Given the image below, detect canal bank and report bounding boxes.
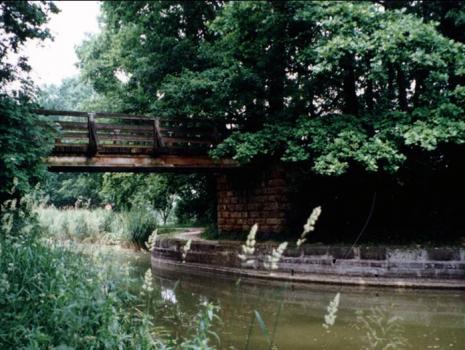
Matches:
[152,231,465,289]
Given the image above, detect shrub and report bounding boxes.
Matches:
[123,206,158,250]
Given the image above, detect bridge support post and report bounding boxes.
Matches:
[152,118,163,154]
[216,165,290,239]
[87,112,98,156]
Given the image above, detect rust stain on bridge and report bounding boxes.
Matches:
[37,109,238,172]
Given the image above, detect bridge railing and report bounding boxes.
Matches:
[35,110,225,156]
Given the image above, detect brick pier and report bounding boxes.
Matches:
[216,166,290,237]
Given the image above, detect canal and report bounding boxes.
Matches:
[91,245,465,349]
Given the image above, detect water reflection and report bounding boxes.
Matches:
[150,263,465,349]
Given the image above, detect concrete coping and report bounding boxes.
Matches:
[152,234,465,290]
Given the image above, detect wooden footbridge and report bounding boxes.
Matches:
[36,110,238,172]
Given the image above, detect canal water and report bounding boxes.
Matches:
[92,245,465,349]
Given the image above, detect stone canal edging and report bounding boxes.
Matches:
[152,234,465,289]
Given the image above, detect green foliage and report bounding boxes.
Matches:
[0,236,157,349]
[37,207,126,245]
[38,76,104,111]
[79,1,465,176]
[1,196,219,349]
[0,1,57,202]
[100,173,216,225]
[122,206,158,250]
[207,1,465,175]
[40,173,104,208]
[77,1,221,113]
[0,96,54,201]
[174,175,217,225]
[37,206,162,249]
[0,1,58,89]
[100,173,177,224]
[40,171,216,227]
[0,192,153,349]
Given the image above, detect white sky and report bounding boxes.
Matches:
[23,1,101,87]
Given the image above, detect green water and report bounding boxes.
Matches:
[93,246,465,349]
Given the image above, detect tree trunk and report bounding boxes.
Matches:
[365,55,374,113]
[413,70,427,107]
[387,62,395,108]
[267,1,287,119]
[342,54,358,115]
[396,64,408,111]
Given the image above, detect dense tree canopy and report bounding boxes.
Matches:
[79,1,465,177]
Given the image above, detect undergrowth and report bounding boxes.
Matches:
[0,193,219,349]
[36,206,157,249]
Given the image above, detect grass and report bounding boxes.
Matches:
[36,206,158,249]
[0,197,219,349]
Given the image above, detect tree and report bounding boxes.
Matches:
[155,1,465,176]
[0,1,58,201]
[38,77,100,111]
[75,1,465,241]
[77,1,222,114]
[99,173,213,225]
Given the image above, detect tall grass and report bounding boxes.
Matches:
[123,206,158,250]
[1,194,219,349]
[36,206,157,249]
[0,234,158,348]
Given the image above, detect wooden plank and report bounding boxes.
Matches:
[34,109,150,120]
[59,137,89,142]
[158,122,214,131]
[45,154,239,172]
[97,129,153,137]
[160,128,214,138]
[98,135,154,142]
[98,146,154,155]
[61,131,89,138]
[55,142,89,146]
[34,109,89,117]
[54,121,88,130]
[97,144,154,150]
[158,129,216,140]
[96,123,153,131]
[94,114,152,121]
[161,137,214,145]
[156,147,211,156]
[36,109,232,127]
[52,144,88,155]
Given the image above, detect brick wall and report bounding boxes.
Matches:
[216,166,290,237]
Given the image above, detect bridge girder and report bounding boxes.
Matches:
[46,155,238,173]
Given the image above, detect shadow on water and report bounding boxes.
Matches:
[85,244,465,349]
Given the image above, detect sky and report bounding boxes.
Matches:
[23,1,101,87]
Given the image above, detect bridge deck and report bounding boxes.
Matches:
[37,110,238,172]
[46,155,238,172]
